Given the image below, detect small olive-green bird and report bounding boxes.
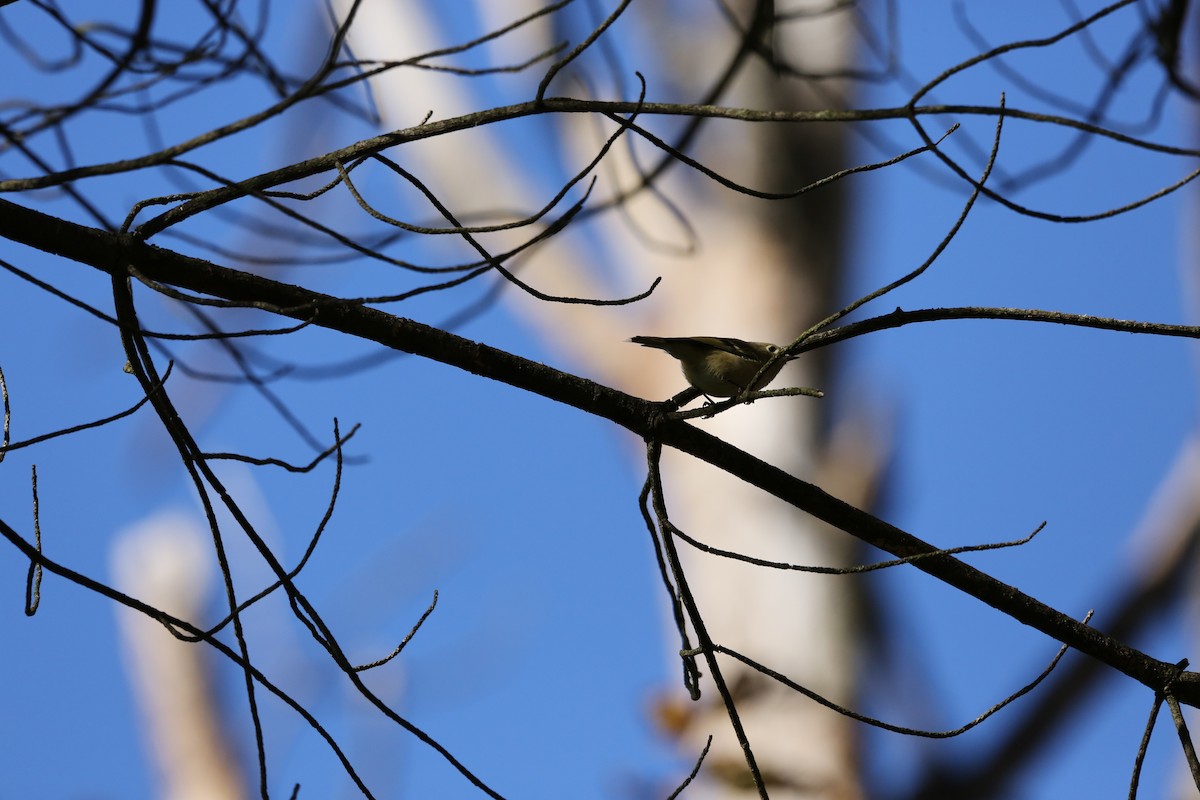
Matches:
[631,335,796,398]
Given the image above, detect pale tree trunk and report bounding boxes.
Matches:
[341,2,865,796]
[621,8,864,797]
[113,513,247,800]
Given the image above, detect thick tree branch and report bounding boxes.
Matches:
[3,195,1197,707]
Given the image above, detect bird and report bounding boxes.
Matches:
[630,335,796,399]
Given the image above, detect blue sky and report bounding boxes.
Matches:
[2,2,1198,799]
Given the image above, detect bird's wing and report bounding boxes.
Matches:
[701,337,761,360]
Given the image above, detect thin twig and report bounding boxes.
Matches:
[202,422,362,473]
[666,736,713,800]
[1128,692,1164,799]
[1166,665,1200,792]
[24,465,43,616]
[0,363,174,455]
[646,440,769,799]
[639,447,702,700]
[672,521,1048,575]
[354,590,439,672]
[717,615,1085,739]
[0,365,8,464]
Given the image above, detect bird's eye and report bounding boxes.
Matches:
[768,345,779,353]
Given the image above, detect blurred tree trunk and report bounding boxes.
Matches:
[114,515,247,800]
[341,2,864,795]
[621,7,864,798]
